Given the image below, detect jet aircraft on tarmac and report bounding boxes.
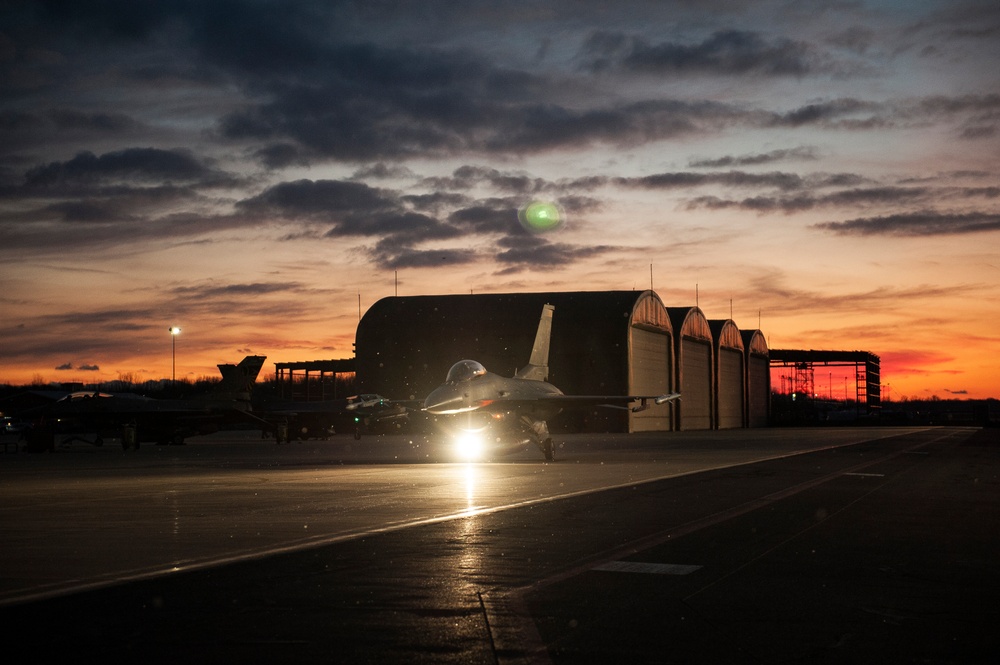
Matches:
[23,355,268,451]
[257,393,409,442]
[422,304,680,461]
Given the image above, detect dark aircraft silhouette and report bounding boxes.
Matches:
[24,356,267,451]
[422,304,680,461]
[257,393,408,442]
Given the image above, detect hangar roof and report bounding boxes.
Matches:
[709,319,743,351]
[741,329,769,358]
[666,306,712,342]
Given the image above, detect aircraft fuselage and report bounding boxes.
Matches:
[423,370,564,418]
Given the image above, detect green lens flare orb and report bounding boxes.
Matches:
[518,201,563,233]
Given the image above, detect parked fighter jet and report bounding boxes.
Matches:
[24,356,267,451]
[422,304,680,461]
[257,393,408,442]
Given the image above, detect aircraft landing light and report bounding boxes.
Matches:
[454,430,485,461]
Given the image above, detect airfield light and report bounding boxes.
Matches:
[169,326,181,383]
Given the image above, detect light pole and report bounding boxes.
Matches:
[169,326,181,383]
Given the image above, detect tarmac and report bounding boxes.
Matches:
[1,425,997,663]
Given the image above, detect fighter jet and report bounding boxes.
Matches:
[23,355,268,451]
[257,393,408,442]
[422,304,679,461]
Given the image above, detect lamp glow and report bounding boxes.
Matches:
[169,326,181,383]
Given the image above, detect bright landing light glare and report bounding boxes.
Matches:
[455,430,485,461]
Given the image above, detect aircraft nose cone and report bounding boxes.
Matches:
[423,385,465,414]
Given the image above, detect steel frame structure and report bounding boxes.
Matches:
[769,349,881,414]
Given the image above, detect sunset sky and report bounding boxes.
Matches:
[1,1,998,400]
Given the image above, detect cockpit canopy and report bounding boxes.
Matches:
[445,359,487,384]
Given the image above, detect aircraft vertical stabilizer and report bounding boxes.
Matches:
[514,304,553,381]
[216,355,267,394]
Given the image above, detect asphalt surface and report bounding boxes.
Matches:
[1,426,997,663]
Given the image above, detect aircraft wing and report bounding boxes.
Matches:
[535,392,681,412]
[464,393,681,414]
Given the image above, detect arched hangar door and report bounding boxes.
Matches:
[717,347,744,429]
[681,338,712,430]
[630,327,671,432]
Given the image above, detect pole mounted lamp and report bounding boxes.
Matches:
[169,326,181,383]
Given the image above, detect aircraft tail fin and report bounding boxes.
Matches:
[216,355,267,394]
[515,304,553,382]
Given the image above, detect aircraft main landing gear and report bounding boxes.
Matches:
[524,417,555,462]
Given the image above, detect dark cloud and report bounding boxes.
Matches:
[239,178,489,269]
[448,202,523,235]
[580,29,822,77]
[253,143,309,170]
[401,191,471,213]
[351,163,416,181]
[369,245,480,270]
[0,109,147,154]
[687,186,934,214]
[212,38,497,161]
[767,94,1000,132]
[960,125,996,139]
[237,179,395,221]
[689,147,819,168]
[29,0,181,42]
[219,81,735,161]
[418,167,611,198]
[494,235,616,273]
[769,98,885,128]
[24,148,226,187]
[331,210,460,243]
[420,166,547,194]
[170,282,304,300]
[48,109,137,133]
[815,211,1000,236]
[617,170,806,191]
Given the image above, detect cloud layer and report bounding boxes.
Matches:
[1,0,999,397]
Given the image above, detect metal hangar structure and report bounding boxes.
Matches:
[742,330,771,427]
[667,307,713,430]
[273,358,356,400]
[769,349,881,415]
[710,319,745,429]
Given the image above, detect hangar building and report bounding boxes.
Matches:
[710,319,745,429]
[667,307,714,430]
[742,329,771,427]
[355,290,768,432]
